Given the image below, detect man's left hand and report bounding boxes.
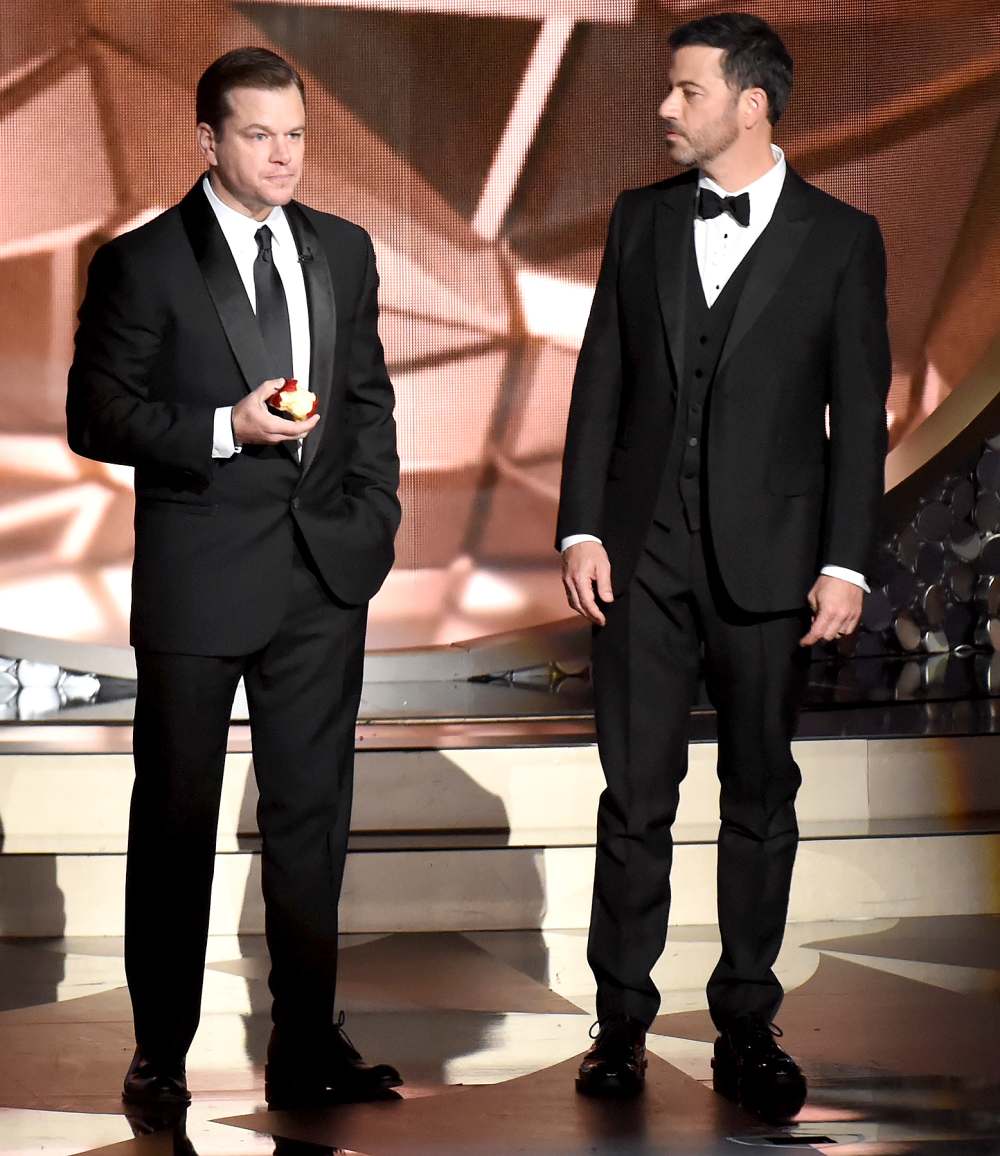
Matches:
[800,575,864,646]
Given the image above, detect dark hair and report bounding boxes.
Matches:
[668,13,792,125]
[196,47,305,133]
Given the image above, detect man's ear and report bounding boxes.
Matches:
[196,122,217,165]
[743,86,769,129]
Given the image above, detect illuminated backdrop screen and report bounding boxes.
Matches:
[2,1,999,650]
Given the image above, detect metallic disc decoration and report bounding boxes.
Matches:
[894,609,923,652]
[946,561,975,602]
[923,653,951,685]
[950,521,982,562]
[944,602,976,648]
[978,574,1000,616]
[869,548,898,588]
[887,568,918,607]
[921,583,948,628]
[947,477,975,522]
[922,628,950,654]
[896,525,921,571]
[915,542,945,584]
[980,533,1000,574]
[861,589,893,632]
[914,500,952,542]
[974,492,1000,534]
[975,450,1000,492]
[976,651,1000,692]
[895,660,923,697]
[975,619,1000,649]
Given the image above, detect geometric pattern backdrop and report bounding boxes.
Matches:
[2,1,999,649]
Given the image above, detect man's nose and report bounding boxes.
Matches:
[271,137,291,163]
[658,92,679,120]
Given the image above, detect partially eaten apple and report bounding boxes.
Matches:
[268,378,318,421]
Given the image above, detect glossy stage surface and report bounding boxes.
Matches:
[0,917,997,1154]
[6,651,1000,749]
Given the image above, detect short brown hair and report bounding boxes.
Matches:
[196,47,305,134]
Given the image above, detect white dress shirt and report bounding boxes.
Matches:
[695,143,786,306]
[202,175,311,459]
[562,145,868,593]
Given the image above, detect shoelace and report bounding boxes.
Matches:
[588,1017,639,1045]
[736,1019,787,1058]
[335,1009,362,1059]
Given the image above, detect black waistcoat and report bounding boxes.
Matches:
[653,227,759,533]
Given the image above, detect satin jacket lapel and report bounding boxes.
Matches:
[178,183,274,399]
[284,201,337,478]
[654,176,698,389]
[179,183,298,465]
[717,168,815,376]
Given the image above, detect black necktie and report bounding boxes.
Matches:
[253,225,293,381]
[697,187,751,228]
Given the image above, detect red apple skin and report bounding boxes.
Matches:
[267,378,318,421]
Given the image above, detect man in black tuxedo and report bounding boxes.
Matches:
[67,48,401,1110]
[559,14,889,1120]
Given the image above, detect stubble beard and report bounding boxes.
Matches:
[666,107,740,170]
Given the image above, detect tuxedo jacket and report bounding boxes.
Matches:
[67,182,400,655]
[556,167,891,614]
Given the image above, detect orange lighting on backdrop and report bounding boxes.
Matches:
[1,1,998,649]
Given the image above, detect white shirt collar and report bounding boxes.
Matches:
[698,144,786,226]
[202,174,290,249]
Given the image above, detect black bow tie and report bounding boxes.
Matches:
[697,187,751,228]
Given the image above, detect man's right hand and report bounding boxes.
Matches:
[562,541,614,626]
[232,379,320,445]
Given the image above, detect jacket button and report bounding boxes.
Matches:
[291,497,301,511]
[688,436,698,447]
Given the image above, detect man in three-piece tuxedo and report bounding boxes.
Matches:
[66,48,401,1109]
[559,14,890,1120]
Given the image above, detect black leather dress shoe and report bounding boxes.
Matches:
[265,1013,403,1109]
[122,1048,191,1107]
[575,1017,647,1097]
[124,1102,195,1152]
[712,1017,807,1122]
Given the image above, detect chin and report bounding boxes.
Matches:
[260,181,299,205]
[667,144,697,168]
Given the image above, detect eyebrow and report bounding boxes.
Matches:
[241,123,306,132]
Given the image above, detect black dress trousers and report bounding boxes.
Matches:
[126,533,366,1061]
[587,518,810,1031]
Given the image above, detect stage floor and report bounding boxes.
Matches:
[0,917,997,1154]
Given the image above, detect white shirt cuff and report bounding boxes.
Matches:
[821,565,870,593]
[561,534,603,552]
[213,406,241,458]
[559,542,868,594]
